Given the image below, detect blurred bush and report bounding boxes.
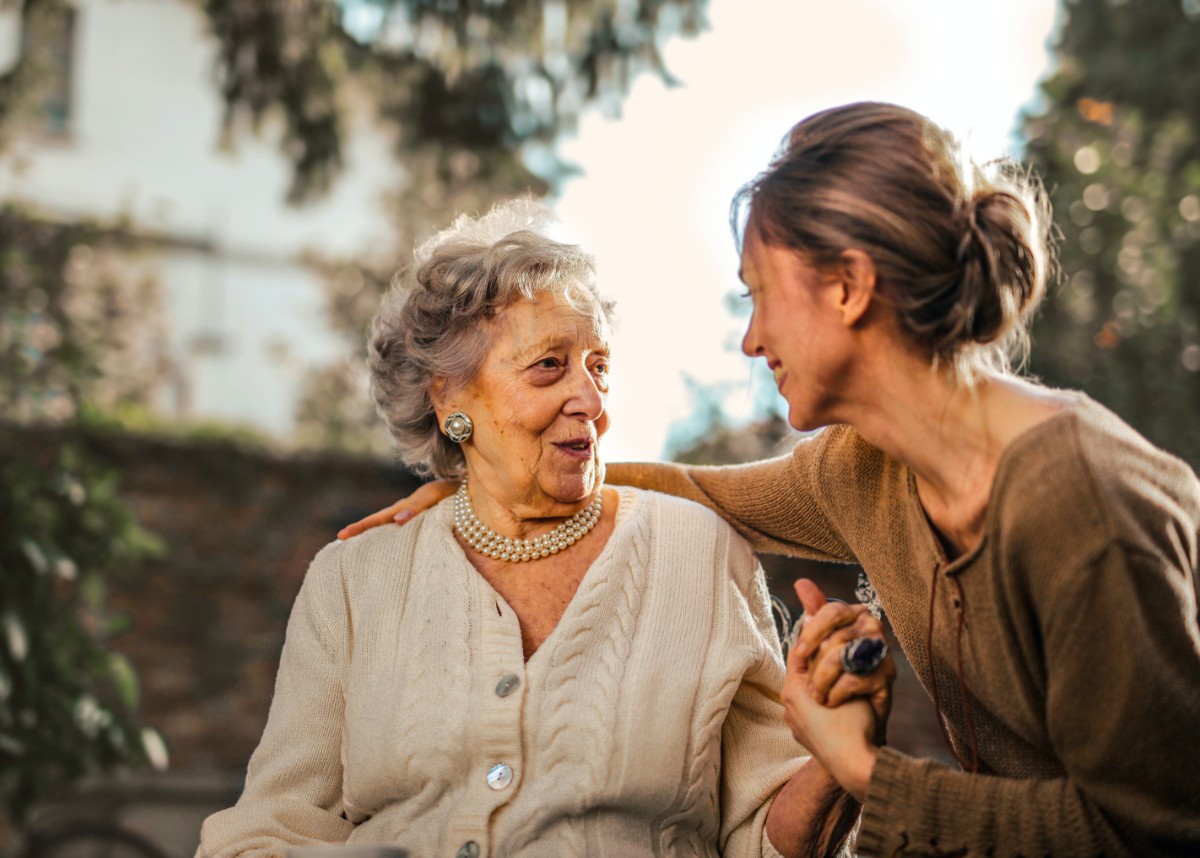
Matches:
[0,432,166,826]
[1023,0,1200,471]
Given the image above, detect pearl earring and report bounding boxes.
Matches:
[443,411,473,443]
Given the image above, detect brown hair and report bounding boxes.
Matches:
[732,102,1053,381]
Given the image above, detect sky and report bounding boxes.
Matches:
[550,0,1059,462]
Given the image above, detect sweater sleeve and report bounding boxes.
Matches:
[857,540,1200,857]
[716,534,854,858]
[198,543,355,858]
[607,433,855,562]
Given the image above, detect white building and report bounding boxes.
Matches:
[0,0,402,438]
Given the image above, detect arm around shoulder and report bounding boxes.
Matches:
[607,431,855,562]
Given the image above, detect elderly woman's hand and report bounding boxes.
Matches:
[337,480,458,540]
[791,578,895,729]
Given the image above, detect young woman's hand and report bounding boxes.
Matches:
[791,578,895,729]
[337,480,459,540]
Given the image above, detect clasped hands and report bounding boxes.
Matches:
[781,578,896,803]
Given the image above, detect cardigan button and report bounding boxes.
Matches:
[495,674,520,697]
[486,763,513,790]
[455,841,480,858]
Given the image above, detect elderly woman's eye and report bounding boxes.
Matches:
[536,358,560,369]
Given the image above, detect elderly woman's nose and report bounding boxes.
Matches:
[564,366,606,417]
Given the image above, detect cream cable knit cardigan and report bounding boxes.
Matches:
[198,487,814,858]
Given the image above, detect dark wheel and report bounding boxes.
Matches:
[25,821,171,858]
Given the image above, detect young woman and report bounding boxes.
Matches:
[343,104,1200,857]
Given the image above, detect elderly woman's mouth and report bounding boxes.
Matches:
[553,439,596,459]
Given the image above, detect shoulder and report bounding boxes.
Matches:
[806,423,904,489]
[618,484,743,536]
[615,485,758,568]
[796,424,909,532]
[995,395,1200,566]
[309,500,458,597]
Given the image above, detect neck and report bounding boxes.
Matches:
[828,350,1071,555]
[455,480,603,562]
[463,473,600,541]
[850,365,1000,503]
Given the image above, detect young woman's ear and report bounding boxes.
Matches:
[836,249,878,327]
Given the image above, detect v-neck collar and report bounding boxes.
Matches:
[902,393,1086,576]
[434,485,636,666]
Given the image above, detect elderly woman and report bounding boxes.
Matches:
[197,201,880,858]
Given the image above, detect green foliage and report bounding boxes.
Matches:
[0,202,167,832]
[202,0,709,201]
[0,431,166,825]
[1022,0,1200,471]
[273,0,709,452]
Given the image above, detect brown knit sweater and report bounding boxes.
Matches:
[612,395,1200,857]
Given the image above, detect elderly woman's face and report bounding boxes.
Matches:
[451,288,610,512]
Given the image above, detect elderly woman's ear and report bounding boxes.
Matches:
[430,379,456,429]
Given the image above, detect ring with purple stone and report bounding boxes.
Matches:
[840,637,888,677]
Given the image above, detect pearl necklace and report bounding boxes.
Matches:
[453,481,602,562]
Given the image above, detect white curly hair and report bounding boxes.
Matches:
[368,199,616,479]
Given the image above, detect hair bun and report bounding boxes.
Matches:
[952,184,1048,350]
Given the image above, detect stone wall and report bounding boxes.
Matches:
[61,428,424,774]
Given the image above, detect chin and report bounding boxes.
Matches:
[546,463,602,505]
[786,403,825,434]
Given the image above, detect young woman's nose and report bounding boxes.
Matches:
[742,316,764,358]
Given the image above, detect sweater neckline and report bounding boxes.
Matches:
[433,485,641,665]
[902,391,1089,576]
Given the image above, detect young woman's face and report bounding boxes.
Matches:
[447,289,611,516]
[739,232,852,431]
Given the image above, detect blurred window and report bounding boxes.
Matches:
[28,4,76,137]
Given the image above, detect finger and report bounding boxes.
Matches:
[807,618,888,699]
[794,600,864,664]
[808,638,858,702]
[790,578,828,665]
[338,503,406,540]
[337,481,459,540]
[787,632,808,676]
[793,578,827,618]
[825,667,891,708]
